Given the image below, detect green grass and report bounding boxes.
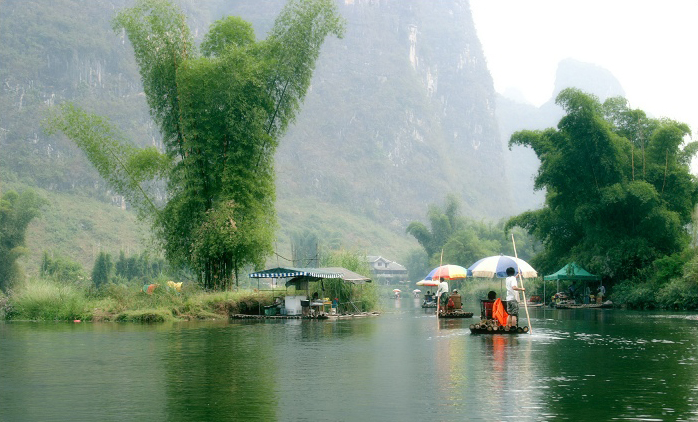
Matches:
[7,279,91,321]
[3,278,280,322]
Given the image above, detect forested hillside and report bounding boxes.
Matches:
[1,0,516,273]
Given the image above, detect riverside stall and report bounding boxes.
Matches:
[248,266,373,318]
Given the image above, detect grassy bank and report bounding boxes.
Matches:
[1,277,380,322]
[2,279,276,322]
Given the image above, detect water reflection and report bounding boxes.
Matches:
[163,322,278,420]
[1,305,697,420]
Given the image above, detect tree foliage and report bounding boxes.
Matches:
[91,251,113,288]
[406,195,539,269]
[319,249,377,312]
[0,190,46,292]
[291,229,320,267]
[114,250,167,282]
[48,0,344,290]
[40,251,86,284]
[507,88,698,281]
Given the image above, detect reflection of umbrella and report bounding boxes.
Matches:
[424,264,468,280]
[416,279,439,287]
[467,255,537,278]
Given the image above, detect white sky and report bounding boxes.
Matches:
[470,1,698,137]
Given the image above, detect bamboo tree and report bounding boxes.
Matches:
[48,0,344,290]
[507,88,698,280]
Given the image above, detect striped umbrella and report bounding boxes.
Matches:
[424,264,468,281]
[467,255,537,278]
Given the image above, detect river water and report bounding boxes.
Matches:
[1,298,697,421]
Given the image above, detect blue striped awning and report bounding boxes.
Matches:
[248,267,344,279]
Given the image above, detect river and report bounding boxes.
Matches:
[1,298,697,421]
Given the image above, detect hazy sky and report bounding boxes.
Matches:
[470,1,698,136]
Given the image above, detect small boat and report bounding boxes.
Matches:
[556,301,613,309]
[421,296,437,308]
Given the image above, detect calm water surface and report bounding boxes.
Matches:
[1,298,697,421]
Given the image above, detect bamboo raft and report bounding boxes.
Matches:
[438,310,473,318]
[469,319,529,334]
[230,312,380,320]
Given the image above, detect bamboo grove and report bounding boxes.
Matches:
[48,0,345,289]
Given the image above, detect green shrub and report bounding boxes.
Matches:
[40,251,87,284]
[656,278,698,310]
[612,280,658,309]
[115,309,171,322]
[9,278,90,320]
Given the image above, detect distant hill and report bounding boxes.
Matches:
[0,1,627,275]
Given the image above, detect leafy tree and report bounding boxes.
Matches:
[406,195,539,269]
[507,88,698,281]
[319,249,377,312]
[406,194,463,261]
[40,251,86,284]
[91,251,113,288]
[291,229,319,267]
[402,248,430,282]
[114,250,167,282]
[0,190,46,292]
[48,0,345,290]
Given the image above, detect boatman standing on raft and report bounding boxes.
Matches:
[435,277,449,314]
[505,267,525,327]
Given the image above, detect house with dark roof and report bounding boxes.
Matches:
[366,256,408,284]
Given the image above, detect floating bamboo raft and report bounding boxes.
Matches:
[438,311,473,318]
[230,312,380,320]
[469,320,529,334]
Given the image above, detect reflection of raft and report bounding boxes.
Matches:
[438,310,473,318]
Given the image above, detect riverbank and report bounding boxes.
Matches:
[0,278,320,322]
[1,276,381,322]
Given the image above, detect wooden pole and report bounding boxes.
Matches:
[511,234,532,333]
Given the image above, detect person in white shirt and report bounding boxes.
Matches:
[435,277,449,314]
[505,267,525,327]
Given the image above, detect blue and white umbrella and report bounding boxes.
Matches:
[467,255,537,278]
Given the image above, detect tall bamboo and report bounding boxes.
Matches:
[511,234,532,333]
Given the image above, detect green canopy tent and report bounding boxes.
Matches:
[544,263,601,303]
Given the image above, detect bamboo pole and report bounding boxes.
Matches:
[511,234,532,333]
[436,249,443,319]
